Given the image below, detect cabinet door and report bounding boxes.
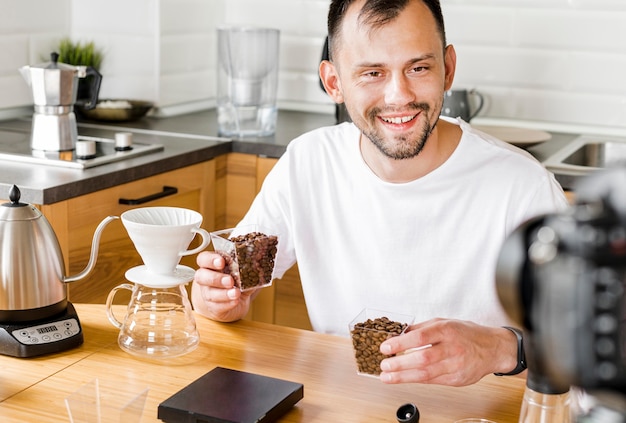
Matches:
[223,153,311,330]
[256,157,311,330]
[41,161,215,305]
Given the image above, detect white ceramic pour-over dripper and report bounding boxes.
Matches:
[121,207,210,278]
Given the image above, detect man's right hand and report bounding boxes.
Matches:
[191,251,254,322]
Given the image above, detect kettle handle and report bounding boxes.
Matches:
[64,215,119,283]
[75,66,102,111]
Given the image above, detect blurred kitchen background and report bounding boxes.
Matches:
[1,0,625,136]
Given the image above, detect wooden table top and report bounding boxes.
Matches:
[0,303,526,422]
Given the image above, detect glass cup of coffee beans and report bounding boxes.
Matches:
[210,225,279,292]
[349,308,415,377]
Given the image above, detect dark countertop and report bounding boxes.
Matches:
[0,108,582,205]
[0,110,335,204]
[89,108,335,159]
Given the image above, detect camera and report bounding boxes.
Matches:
[496,165,626,419]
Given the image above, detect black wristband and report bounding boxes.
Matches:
[494,326,527,376]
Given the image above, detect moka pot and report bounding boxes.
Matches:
[19,52,102,152]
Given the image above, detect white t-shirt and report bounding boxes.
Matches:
[239,119,569,336]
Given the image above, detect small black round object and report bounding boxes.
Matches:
[77,154,97,160]
[5,185,27,207]
[396,403,419,423]
[9,185,21,203]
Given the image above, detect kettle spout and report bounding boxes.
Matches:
[19,65,31,86]
[64,215,120,283]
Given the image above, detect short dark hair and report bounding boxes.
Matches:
[327,0,446,60]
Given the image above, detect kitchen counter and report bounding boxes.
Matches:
[84,108,335,159]
[83,109,585,189]
[0,303,526,422]
[0,110,335,204]
[0,109,586,205]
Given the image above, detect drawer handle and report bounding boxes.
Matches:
[119,186,178,205]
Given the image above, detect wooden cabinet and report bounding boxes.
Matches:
[40,161,216,305]
[4,154,310,329]
[222,153,311,330]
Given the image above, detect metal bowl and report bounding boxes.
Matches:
[76,99,154,122]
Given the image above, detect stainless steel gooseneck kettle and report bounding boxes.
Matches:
[0,185,117,322]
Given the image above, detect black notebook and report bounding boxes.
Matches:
[158,367,304,423]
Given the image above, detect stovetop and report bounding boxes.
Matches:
[0,126,163,169]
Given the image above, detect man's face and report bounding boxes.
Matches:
[329,0,455,160]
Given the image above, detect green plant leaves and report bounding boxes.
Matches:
[57,38,103,71]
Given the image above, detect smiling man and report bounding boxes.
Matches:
[320,0,459,183]
[192,0,569,387]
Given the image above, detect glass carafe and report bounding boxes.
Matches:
[518,369,572,423]
[106,282,199,359]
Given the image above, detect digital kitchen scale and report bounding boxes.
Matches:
[0,302,83,358]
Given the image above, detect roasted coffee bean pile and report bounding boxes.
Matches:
[222,231,278,290]
[351,316,408,375]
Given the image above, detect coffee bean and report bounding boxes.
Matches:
[219,231,278,291]
[351,317,407,376]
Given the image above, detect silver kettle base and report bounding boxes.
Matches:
[0,302,83,358]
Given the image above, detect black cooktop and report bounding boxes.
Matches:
[0,126,163,169]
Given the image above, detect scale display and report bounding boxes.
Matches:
[0,303,84,358]
[11,318,80,345]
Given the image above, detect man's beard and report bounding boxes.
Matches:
[361,102,438,160]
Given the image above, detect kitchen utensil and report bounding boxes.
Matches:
[105,282,199,359]
[442,89,484,122]
[0,185,117,357]
[65,378,149,423]
[120,206,210,276]
[349,308,414,377]
[209,225,278,292]
[158,368,304,423]
[19,52,102,151]
[76,99,154,122]
[217,26,280,137]
[105,206,208,358]
[518,383,572,423]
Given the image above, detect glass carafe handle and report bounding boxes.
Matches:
[105,283,134,329]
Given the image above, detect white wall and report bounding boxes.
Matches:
[1,0,625,134]
[0,0,71,110]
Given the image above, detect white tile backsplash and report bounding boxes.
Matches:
[0,36,30,76]
[0,0,625,134]
[160,0,219,34]
[0,0,70,33]
[72,0,158,36]
[160,34,214,74]
[223,0,327,36]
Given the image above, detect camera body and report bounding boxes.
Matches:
[496,166,626,403]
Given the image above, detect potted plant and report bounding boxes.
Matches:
[56,38,103,71]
